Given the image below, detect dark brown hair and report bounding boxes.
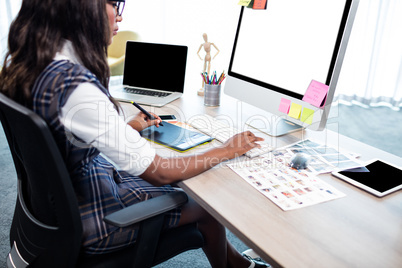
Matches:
[0,0,119,110]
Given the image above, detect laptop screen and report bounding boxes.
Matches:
[123,41,188,93]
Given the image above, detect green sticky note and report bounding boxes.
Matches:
[247,0,255,8]
[288,103,302,119]
[301,108,314,125]
[238,0,252,6]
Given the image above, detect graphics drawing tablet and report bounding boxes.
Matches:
[332,159,402,197]
[140,122,213,152]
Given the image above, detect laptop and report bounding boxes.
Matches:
[109,41,188,107]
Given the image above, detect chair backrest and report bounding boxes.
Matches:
[107,30,140,58]
[0,93,82,267]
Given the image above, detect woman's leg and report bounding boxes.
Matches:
[177,196,251,268]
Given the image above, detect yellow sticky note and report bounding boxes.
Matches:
[288,103,302,119]
[238,0,252,6]
[301,108,314,125]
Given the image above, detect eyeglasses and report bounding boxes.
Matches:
[109,1,125,17]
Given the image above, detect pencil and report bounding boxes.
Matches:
[217,71,224,84]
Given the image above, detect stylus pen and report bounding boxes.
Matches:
[131,101,164,126]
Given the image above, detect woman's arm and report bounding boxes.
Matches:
[140,131,264,186]
[60,83,157,176]
[60,82,264,183]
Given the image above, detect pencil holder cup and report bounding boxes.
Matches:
[204,84,221,106]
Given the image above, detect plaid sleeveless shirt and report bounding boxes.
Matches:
[31,60,180,251]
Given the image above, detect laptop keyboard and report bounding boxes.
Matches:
[124,87,171,97]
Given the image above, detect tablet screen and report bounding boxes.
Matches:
[140,122,213,152]
[338,160,402,193]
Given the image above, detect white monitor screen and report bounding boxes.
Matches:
[230,0,350,98]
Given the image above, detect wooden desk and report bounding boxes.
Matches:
[121,92,402,268]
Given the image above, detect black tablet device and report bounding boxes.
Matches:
[332,159,402,197]
[140,122,213,152]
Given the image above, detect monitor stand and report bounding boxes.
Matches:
[246,116,304,137]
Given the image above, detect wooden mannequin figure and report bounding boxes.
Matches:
[197,33,220,95]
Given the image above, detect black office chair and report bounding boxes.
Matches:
[0,92,204,268]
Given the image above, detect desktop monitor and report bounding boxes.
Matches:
[225,0,359,136]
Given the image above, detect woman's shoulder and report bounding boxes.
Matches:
[33,60,107,105]
[37,60,105,93]
[45,60,99,83]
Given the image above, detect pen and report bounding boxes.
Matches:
[218,75,226,85]
[131,101,164,126]
[217,71,224,84]
[201,73,208,84]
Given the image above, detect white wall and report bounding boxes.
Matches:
[1,0,241,93]
[119,0,401,104]
[119,0,241,93]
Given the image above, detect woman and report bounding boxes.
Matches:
[0,0,268,267]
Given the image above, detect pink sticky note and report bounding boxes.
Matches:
[302,80,329,108]
[279,98,291,114]
[253,0,267,9]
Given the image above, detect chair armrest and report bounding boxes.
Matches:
[104,191,188,228]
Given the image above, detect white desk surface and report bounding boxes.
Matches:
[121,91,402,268]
